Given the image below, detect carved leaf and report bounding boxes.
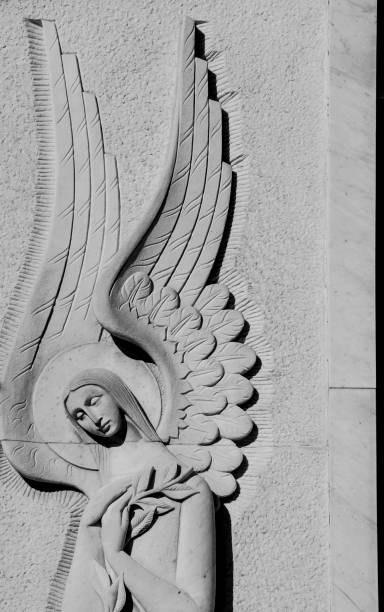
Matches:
[91,560,127,612]
[154,501,175,515]
[204,309,244,343]
[130,506,156,540]
[212,404,253,440]
[213,342,257,374]
[165,482,193,491]
[162,487,198,502]
[134,498,174,515]
[135,466,155,494]
[194,284,229,315]
[127,464,200,541]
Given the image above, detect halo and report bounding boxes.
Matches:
[32,343,162,470]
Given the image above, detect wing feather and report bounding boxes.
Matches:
[101,154,121,268]
[41,53,91,349]
[127,17,196,273]
[92,19,259,498]
[169,100,222,292]
[120,28,233,305]
[210,439,243,472]
[73,93,106,320]
[7,21,75,376]
[0,20,118,491]
[151,57,209,285]
[180,162,232,304]
[1,18,260,498]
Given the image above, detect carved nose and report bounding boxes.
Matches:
[94,416,103,428]
[87,411,102,427]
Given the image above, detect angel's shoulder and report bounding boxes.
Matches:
[178,473,214,538]
[185,473,212,502]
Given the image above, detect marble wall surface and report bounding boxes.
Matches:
[0,0,350,610]
[328,0,377,609]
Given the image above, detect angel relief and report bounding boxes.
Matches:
[0,16,271,612]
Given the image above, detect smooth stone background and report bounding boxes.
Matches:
[329,390,377,611]
[0,1,329,610]
[328,0,377,609]
[329,0,376,388]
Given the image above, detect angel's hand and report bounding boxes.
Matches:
[82,477,133,527]
[101,489,132,561]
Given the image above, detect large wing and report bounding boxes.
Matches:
[95,19,272,498]
[99,18,231,302]
[0,19,120,492]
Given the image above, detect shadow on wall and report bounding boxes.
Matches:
[215,505,233,612]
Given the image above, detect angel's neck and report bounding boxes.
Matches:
[97,438,172,483]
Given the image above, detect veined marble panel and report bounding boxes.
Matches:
[328,1,376,609]
[329,0,376,388]
[329,389,377,611]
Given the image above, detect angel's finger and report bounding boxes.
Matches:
[121,506,130,531]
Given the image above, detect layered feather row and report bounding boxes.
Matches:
[118,271,256,497]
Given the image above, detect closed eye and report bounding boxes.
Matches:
[89,395,101,406]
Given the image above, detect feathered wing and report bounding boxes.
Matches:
[0,17,273,501]
[0,19,121,493]
[95,18,273,498]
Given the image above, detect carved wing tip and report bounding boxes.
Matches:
[24,17,56,31]
[26,17,56,25]
[0,17,61,377]
[183,15,196,27]
[25,18,59,44]
[24,17,42,27]
[195,56,208,70]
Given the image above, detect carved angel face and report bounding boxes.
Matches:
[65,384,123,438]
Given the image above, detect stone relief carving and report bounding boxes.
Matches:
[0,17,274,611]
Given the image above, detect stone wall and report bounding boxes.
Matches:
[0,1,329,610]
